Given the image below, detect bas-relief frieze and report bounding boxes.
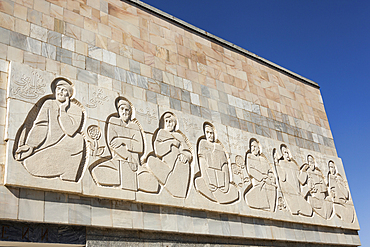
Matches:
[4,63,357,227]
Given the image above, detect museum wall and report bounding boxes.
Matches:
[0,0,360,245]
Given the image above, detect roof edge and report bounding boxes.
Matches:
[126,0,320,89]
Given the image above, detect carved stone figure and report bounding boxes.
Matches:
[194,123,239,203]
[231,155,250,188]
[299,155,333,219]
[275,145,312,216]
[328,160,354,223]
[14,78,85,182]
[245,139,277,211]
[92,97,145,191]
[146,112,192,198]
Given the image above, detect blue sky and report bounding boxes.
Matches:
[141,0,370,244]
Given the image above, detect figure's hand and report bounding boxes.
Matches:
[60,96,70,112]
[110,138,125,149]
[15,145,33,161]
[178,153,189,163]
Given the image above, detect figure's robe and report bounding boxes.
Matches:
[276,160,312,216]
[300,168,333,219]
[147,129,192,198]
[194,139,239,204]
[329,173,354,223]
[245,153,277,211]
[22,99,84,181]
[93,117,143,191]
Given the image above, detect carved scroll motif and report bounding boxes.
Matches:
[11,72,47,99]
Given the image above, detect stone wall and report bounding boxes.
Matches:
[0,0,360,245]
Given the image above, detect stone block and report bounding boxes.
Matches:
[68,196,91,225]
[18,188,44,222]
[47,31,62,47]
[41,43,57,59]
[0,186,19,220]
[0,27,10,45]
[91,198,112,227]
[44,192,68,224]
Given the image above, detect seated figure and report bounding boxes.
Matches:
[275,145,312,216]
[328,160,354,223]
[147,112,192,198]
[299,155,333,219]
[92,97,145,191]
[194,123,239,204]
[15,78,85,182]
[245,139,277,211]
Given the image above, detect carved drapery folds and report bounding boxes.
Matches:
[13,78,86,182]
[11,76,355,223]
[194,122,239,203]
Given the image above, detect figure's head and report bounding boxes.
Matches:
[54,78,73,102]
[328,160,336,175]
[203,123,215,143]
[280,144,291,161]
[307,155,315,171]
[163,112,176,132]
[116,98,132,123]
[250,138,260,156]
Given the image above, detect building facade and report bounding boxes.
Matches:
[0,0,360,246]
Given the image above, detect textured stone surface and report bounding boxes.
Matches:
[0,0,360,244]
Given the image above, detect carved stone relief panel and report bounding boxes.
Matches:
[194,122,239,204]
[244,138,277,212]
[299,155,333,219]
[12,77,86,182]
[8,62,54,104]
[145,112,193,198]
[328,160,355,223]
[274,144,313,217]
[4,62,358,228]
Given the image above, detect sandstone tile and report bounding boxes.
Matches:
[146,90,157,104]
[15,18,30,35]
[75,40,88,55]
[46,57,60,73]
[30,24,47,42]
[26,37,42,55]
[44,192,68,223]
[47,31,61,48]
[41,42,56,59]
[102,49,116,66]
[129,59,140,74]
[27,9,42,25]
[18,188,44,222]
[77,68,97,84]
[0,44,6,60]
[101,62,114,78]
[88,46,102,61]
[0,12,14,31]
[56,46,72,65]
[152,67,162,81]
[60,63,76,79]
[0,27,10,45]
[114,66,125,82]
[72,53,85,69]
[62,34,75,51]
[64,9,83,27]
[24,52,45,69]
[50,3,63,19]
[137,75,148,89]
[0,0,14,15]
[81,29,95,46]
